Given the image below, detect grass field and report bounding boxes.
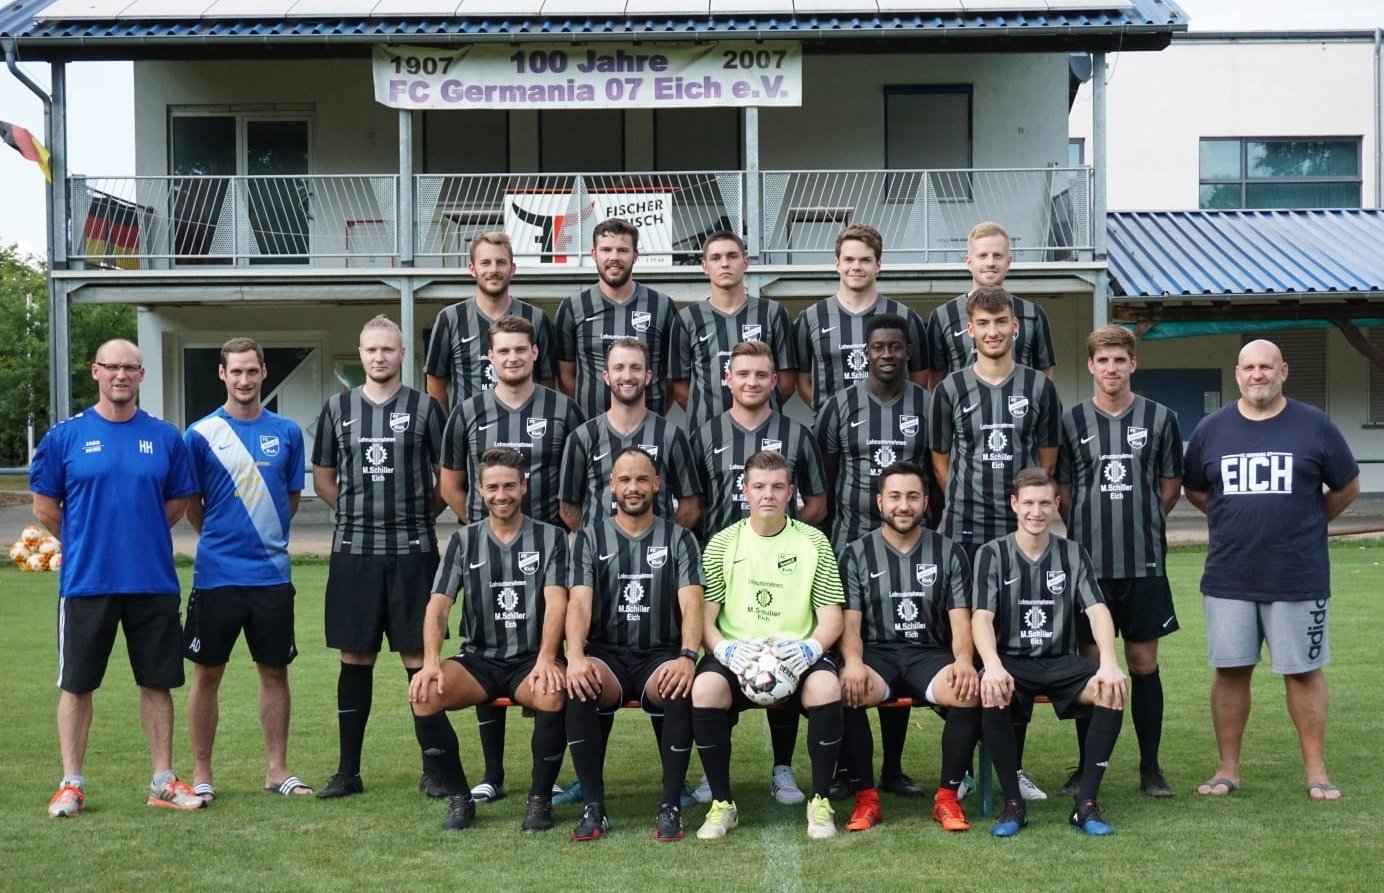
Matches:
[1,545,1380,893]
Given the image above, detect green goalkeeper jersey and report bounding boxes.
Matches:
[702,517,844,642]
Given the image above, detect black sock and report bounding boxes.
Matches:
[806,701,844,799]
[413,709,467,795]
[1074,712,1091,775]
[767,707,800,766]
[336,663,373,776]
[565,698,605,805]
[1076,706,1123,803]
[939,706,980,793]
[474,702,508,785]
[693,707,733,803]
[982,707,1021,801]
[660,697,693,805]
[878,705,910,778]
[1013,719,1029,766]
[842,706,875,792]
[530,709,566,799]
[650,713,665,748]
[600,711,617,749]
[1131,669,1163,771]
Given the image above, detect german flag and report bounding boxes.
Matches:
[0,120,51,182]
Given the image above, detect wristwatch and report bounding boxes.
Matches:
[679,648,699,662]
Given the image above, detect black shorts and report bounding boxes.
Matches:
[324,551,438,653]
[993,653,1097,720]
[862,641,954,708]
[185,583,297,667]
[695,652,840,714]
[58,595,185,694]
[586,644,682,713]
[450,652,542,701]
[1077,576,1179,645]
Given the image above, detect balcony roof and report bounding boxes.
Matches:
[1,0,1187,60]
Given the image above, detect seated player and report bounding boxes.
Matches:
[408,448,570,832]
[691,450,846,840]
[838,462,980,833]
[972,467,1128,837]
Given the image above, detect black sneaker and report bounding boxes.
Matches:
[880,771,925,799]
[419,771,450,799]
[571,802,609,841]
[1070,798,1114,836]
[1056,767,1082,797]
[522,794,555,832]
[827,769,851,802]
[315,772,364,799]
[991,798,1027,838]
[442,794,476,832]
[1140,767,1176,798]
[653,802,684,842]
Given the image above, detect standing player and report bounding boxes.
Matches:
[837,462,980,833]
[925,221,1056,387]
[1056,325,1182,798]
[669,230,796,430]
[184,337,310,802]
[564,448,705,841]
[311,315,447,799]
[1183,340,1358,800]
[691,451,846,840]
[424,231,557,411]
[33,339,203,817]
[408,448,570,832]
[556,218,677,418]
[972,468,1128,837]
[560,338,701,533]
[793,224,928,412]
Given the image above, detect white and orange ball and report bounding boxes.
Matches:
[21,525,45,546]
[9,542,30,566]
[48,552,63,572]
[24,553,46,572]
[37,538,58,557]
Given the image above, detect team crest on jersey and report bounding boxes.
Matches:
[646,545,668,568]
[639,443,659,460]
[389,412,411,433]
[518,551,540,575]
[898,415,919,437]
[1007,396,1029,418]
[258,434,280,457]
[1045,571,1066,595]
[777,554,798,576]
[741,323,762,341]
[1127,426,1148,449]
[761,438,782,453]
[631,310,652,333]
[526,417,548,438]
[916,563,937,586]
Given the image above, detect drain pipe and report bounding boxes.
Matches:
[1374,28,1381,208]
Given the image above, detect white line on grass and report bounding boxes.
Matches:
[760,825,803,892]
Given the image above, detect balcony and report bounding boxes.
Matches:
[67,167,1092,273]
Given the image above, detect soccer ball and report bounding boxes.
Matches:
[24,553,46,572]
[21,525,44,546]
[37,538,59,557]
[48,552,63,571]
[9,542,30,566]
[740,649,800,706]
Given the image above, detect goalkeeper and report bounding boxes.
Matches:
[690,450,845,841]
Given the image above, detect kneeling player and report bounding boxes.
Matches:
[838,462,980,832]
[972,468,1128,837]
[691,451,846,840]
[409,448,570,832]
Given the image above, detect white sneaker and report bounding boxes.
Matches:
[1017,769,1047,801]
[696,799,739,839]
[771,764,805,805]
[806,794,837,839]
[691,773,713,804]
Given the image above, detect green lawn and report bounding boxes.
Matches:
[1,545,1381,892]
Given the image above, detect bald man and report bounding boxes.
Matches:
[1182,340,1359,801]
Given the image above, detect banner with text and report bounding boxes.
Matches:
[373,42,801,110]
[505,188,675,266]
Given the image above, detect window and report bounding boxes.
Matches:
[1369,328,1384,424]
[654,108,740,171]
[1068,138,1085,167]
[884,86,971,199]
[1199,138,1361,209]
[423,111,509,173]
[539,109,624,172]
[1241,330,1327,410]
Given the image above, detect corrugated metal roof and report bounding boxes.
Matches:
[0,0,1186,44]
[1108,209,1384,300]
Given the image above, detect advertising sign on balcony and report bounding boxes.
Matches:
[506,187,675,266]
[373,42,801,110]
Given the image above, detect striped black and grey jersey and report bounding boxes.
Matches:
[925,294,1057,374]
[841,528,970,649]
[793,296,928,411]
[815,381,933,551]
[555,283,677,418]
[929,366,1061,545]
[432,518,569,660]
[670,297,796,430]
[571,517,703,650]
[441,386,583,526]
[558,412,700,529]
[1058,396,1183,579]
[312,386,444,556]
[423,298,558,408]
[689,411,827,540]
[973,533,1103,658]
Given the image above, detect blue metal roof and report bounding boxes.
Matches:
[1,0,1186,46]
[1108,210,1384,300]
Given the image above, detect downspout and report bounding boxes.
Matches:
[1374,28,1381,208]
[1091,51,1109,329]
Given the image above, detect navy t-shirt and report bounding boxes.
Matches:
[1183,399,1358,602]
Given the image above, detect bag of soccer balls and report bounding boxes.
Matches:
[9,525,62,572]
